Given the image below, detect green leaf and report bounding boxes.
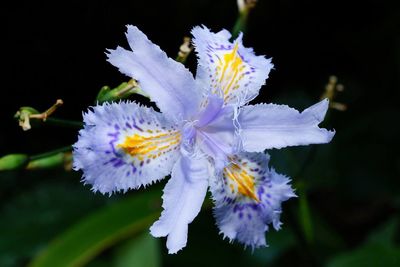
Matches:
[29,190,161,267]
[326,244,400,267]
[250,227,296,264]
[367,217,399,246]
[326,217,400,267]
[0,180,105,267]
[113,232,161,267]
[297,184,314,244]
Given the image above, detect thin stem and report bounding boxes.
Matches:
[29,145,72,161]
[231,11,248,39]
[45,118,83,128]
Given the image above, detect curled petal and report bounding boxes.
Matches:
[73,102,181,194]
[107,25,201,122]
[150,155,209,254]
[192,25,273,107]
[210,152,295,248]
[238,99,335,152]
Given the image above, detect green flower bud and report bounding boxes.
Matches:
[0,154,29,171]
[96,79,149,104]
[26,152,72,170]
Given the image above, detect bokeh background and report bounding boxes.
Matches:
[2,0,400,266]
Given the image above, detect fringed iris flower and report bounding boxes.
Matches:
[73,25,335,253]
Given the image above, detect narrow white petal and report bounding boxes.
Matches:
[150,155,209,254]
[238,99,335,151]
[107,25,201,121]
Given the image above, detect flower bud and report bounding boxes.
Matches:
[0,154,29,171]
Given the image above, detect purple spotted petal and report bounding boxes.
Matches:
[210,152,295,248]
[192,25,273,106]
[73,102,181,194]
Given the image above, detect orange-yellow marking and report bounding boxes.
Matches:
[213,43,245,100]
[118,132,181,160]
[224,161,259,202]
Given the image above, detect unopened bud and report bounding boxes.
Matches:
[0,154,29,171]
[96,79,149,104]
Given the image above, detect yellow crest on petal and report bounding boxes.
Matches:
[119,131,181,162]
[223,156,260,202]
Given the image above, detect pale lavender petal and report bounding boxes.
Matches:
[107,25,201,122]
[192,25,273,106]
[73,102,181,194]
[210,152,295,248]
[238,99,335,152]
[196,104,237,170]
[150,155,209,254]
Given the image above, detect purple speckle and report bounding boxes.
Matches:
[238,212,243,219]
[247,214,252,220]
[113,159,125,168]
[114,124,120,130]
[134,125,143,132]
[233,205,239,213]
[126,122,132,129]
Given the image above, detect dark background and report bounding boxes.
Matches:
[2,0,400,266]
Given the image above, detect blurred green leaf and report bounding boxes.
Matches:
[326,217,400,267]
[114,232,160,267]
[297,184,314,244]
[0,181,105,267]
[29,190,161,267]
[326,244,400,267]
[250,226,297,264]
[367,217,399,246]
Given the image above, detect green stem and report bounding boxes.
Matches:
[45,118,83,128]
[29,145,72,161]
[231,11,249,39]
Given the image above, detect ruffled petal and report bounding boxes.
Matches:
[238,99,335,152]
[210,152,295,248]
[150,155,209,254]
[107,25,201,122]
[192,25,273,106]
[73,102,181,194]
